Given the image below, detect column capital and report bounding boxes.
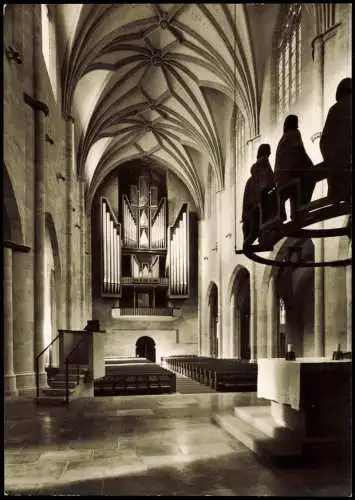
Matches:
[23,92,49,116]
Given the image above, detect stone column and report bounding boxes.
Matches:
[11,242,33,393]
[346,264,352,351]
[34,104,47,374]
[4,246,17,395]
[266,276,277,358]
[86,215,93,321]
[249,264,257,362]
[314,242,325,356]
[79,179,86,326]
[64,115,75,329]
[216,190,223,358]
[312,34,326,358]
[256,281,267,359]
[229,292,236,358]
[23,95,48,379]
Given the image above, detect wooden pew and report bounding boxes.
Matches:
[94,362,176,396]
[164,356,258,391]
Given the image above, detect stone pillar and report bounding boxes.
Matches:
[346,265,352,351]
[86,215,93,321]
[234,305,241,359]
[256,281,267,359]
[79,179,86,326]
[4,247,17,395]
[12,245,34,393]
[314,242,325,356]
[64,115,75,328]
[23,99,48,378]
[34,105,47,374]
[266,276,277,358]
[312,34,326,358]
[216,190,223,358]
[22,3,49,382]
[249,265,257,362]
[229,292,236,358]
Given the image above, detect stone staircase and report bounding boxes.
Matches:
[36,366,90,405]
[212,404,304,467]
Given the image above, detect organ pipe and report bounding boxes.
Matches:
[101,197,121,297]
[176,222,181,293]
[103,202,107,288]
[118,229,120,292]
[108,212,112,292]
[168,204,189,298]
[112,220,116,294]
[182,212,188,294]
[163,204,166,247]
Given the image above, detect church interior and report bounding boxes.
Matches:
[3,3,352,496]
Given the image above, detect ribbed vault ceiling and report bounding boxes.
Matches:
[58,3,280,214]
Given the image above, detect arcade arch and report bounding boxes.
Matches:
[229,267,251,360]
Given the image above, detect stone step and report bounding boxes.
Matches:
[212,413,302,467]
[42,387,76,397]
[234,406,298,442]
[51,373,86,382]
[36,396,68,406]
[48,381,78,389]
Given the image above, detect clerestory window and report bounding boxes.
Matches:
[276,5,302,122]
[279,297,286,325]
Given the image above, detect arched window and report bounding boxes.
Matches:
[276,5,302,122]
[41,4,57,101]
[279,297,286,325]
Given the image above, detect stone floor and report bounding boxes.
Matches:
[4,390,352,496]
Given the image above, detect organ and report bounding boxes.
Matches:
[100,171,193,304]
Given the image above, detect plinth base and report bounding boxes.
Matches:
[4,374,18,396]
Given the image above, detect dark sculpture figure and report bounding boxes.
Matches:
[320,77,352,203]
[242,144,278,243]
[274,115,315,220]
[251,144,278,223]
[242,168,260,242]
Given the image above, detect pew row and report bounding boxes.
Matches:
[164,356,257,392]
[94,362,176,396]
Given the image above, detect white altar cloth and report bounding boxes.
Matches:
[257,358,348,411]
[257,358,301,410]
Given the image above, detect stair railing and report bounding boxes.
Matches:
[65,335,88,403]
[35,332,63,401]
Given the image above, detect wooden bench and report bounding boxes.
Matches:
[94,362,176,396]
[164,356,258,391]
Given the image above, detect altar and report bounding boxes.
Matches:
[257,358,351,443]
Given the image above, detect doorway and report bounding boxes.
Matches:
[136,336,156,362]
[208,283,218,358]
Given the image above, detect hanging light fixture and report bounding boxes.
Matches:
[234,5,352,269]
